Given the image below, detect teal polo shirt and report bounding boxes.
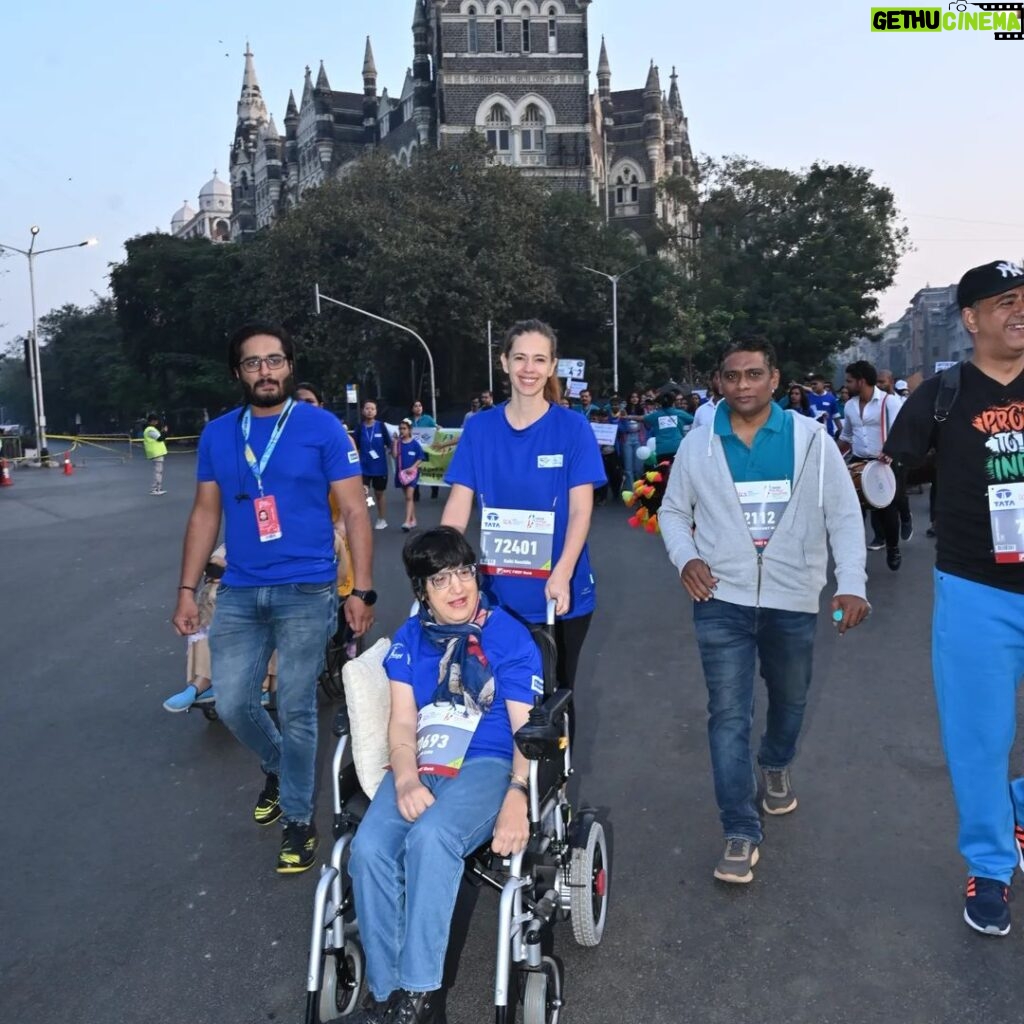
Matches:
[714,400,794,484]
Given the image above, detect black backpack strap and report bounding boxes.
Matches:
[934,362,961,423]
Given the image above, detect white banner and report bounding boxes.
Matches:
[567,379,588,399]
[558,358,586,380]
[934,361,957,374]
[591,422,618,446]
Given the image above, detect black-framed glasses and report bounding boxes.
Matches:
[239,354,288,372]
[426,565,477,590]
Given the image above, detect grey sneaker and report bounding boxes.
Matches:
[713,838,759,884]
[761,766,798,815]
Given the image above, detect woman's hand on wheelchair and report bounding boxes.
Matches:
[491,790,529,856]
[396,777,436,822]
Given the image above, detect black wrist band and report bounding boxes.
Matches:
[179,585,197,592]
[508,781,529,797]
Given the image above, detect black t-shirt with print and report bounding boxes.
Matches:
[884,362,1024,594]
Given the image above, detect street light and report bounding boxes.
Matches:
[313,284,437,423]
[580,259,652,394]
[0,228,98,462]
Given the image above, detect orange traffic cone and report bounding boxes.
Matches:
[0,458,12,487]
[63,452,74,476]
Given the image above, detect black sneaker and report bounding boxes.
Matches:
[926,524,937,538]
[886,547,902,571]
[338,994,392,1024]
[277,820,318,874]
[868,535,885,551]
[900,515,914,542]
[254,772,281,826]
[964,876,1011,936]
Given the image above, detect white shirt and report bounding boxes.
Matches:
[691,398,720,431]
[839,388,902,458]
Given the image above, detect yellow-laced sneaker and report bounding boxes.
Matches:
[277,820,318,874]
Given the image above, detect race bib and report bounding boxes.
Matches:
[988,483,1024,564]
[735,479,791,549]
[480,506,555,579]
[416,702,482,776]
[658,415,677,431]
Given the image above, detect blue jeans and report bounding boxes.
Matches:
[692,600,818,844]
[209,582,338,823]
[933,570,1024,882]
[349,758,511,999]
[620,433,642,487]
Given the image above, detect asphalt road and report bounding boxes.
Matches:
[3,453,1024,1024]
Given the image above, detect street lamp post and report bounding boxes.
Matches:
[314,285,438,423]
[0,227,98,463]
[581,260,651,394]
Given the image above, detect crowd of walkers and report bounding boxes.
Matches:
[161,255,1024,1024]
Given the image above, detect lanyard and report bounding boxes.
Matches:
[362,423,379,451]
[241,398,294,496]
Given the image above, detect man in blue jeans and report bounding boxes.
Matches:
[660,337,869,884]
[172,322,375,875]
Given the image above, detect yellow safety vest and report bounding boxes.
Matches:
[142,425,167,460]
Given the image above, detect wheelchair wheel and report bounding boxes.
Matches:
[319,640,348,701]
[200,705,219,722]
[569,819,608,947]
[522,957,561,1024]
[318,930,364,1019]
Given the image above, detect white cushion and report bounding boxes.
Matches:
[342,637,392,799]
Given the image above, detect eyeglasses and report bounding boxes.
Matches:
[239,354,288,373]
[425,565,477,590]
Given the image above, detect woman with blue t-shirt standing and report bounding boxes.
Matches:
[442,319,606,702]
[394,418,425,532]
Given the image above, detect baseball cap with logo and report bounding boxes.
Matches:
[957,260,1024,309]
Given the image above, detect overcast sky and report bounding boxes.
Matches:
[1,0,1021,350]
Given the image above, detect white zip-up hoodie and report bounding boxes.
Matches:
[659,410,867,614]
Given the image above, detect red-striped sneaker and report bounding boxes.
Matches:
[964,876,1011,936]
[1015,823,1024,873]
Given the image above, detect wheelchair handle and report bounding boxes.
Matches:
[546,598,556,629]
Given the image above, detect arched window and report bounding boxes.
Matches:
[485,104,512,160]
[495,6,504,52]
[547,5,558,52]
[615,167,640,213]
[520,104,546,163]
[521,6,532,52]
[468,6,479,52]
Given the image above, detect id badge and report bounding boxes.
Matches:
[370,450,380,460]
[416,702,482,777]
[988,483,1024,563]
[254,495,283,542]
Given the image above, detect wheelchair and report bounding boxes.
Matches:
[303,601,610,1024]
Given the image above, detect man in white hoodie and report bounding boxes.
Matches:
[660,337,869,884]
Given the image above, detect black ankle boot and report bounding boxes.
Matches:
[337,992,391,1024]
[385,989,444,1024]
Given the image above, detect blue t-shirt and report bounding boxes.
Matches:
[714,400,795,484]
[197,403,360,586]
[445,403,606,622]
[384,608,543,763]
[643,408,693,456]
[356,421,390,475]
[395,438,425,487]
[806,391,839,436]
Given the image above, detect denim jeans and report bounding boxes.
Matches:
[209,581,338,823]
[349,758,511,999]
[692,599,818,844]
[620,433,642,488]
[933,570,1024,882]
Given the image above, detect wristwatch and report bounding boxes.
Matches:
[349,588,378,606]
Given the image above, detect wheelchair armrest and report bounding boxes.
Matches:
[514,688,572,761]
[331,706,351,738]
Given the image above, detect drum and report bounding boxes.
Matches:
[848,459,897,510]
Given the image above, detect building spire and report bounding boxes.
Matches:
[412,0,427,31]
[315,60,331,91]
[598,36,611,76]
[644,60,661,95]
[668,66,682,113]
[237,42,269,125]
[363,36,378,78]
[597,35,611,102]
[286,89,298,118]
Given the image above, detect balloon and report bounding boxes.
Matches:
[636,445,651,462]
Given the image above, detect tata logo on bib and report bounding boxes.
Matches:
[871,3,1023,38]
[485,511,501,527]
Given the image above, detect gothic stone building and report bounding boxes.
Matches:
[229,1,694,249]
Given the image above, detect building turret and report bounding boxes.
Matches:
[644,61,664,180]
[363,37,379,146]
[411,4,433,146]
[283,90,299,199]
[668,66,683,116]
[597,36,611,103]
[313,62,335,167]
[229,43,269,241]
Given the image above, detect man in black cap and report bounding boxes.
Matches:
[885,259,1024,936]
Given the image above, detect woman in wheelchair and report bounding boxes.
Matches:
[347,527,542,1024]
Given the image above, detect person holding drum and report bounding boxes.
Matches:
[659,336,868,885]
[441,319,605,713]
[839,360,904,571]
